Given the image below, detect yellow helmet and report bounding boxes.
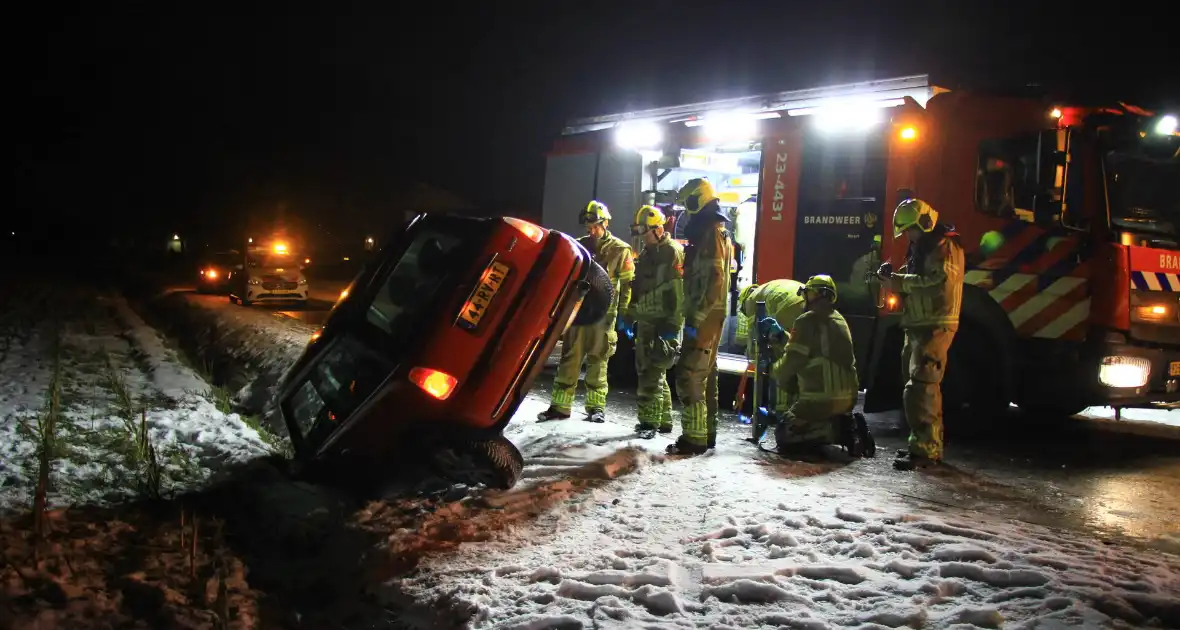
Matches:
[738,283,759,315]
[633,204,667,229]
[800,274,838,303]
[676,178,720,215]
[580,200,611,225]
[892,198,938,239]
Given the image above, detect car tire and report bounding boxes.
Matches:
[433,435,524,490]
[572,261,614,327]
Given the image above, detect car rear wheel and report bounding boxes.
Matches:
[572,261,614,326]
[431,435,524,490]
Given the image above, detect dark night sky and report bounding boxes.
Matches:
[17,2,1178,243]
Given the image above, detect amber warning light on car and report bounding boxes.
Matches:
[409,367,458,400]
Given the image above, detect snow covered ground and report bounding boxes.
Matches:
[382,395,1180,629]
[0,289,274,512]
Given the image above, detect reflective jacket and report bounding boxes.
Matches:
[894,229,965,330]
[735,279,806,358]
[771,306,859,404]
[627,233,684,328]
[578,230,635,326]
[683,208,733,327]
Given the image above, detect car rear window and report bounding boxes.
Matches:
[364,228,468,336]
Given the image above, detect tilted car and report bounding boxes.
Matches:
[276,213,614,489]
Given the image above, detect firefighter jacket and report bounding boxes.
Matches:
[735,279,807,358]
[892,227,965,330]
[682,211,733,328]
[578,230,635,323]
[771,306,859,404]
[627,233,684,328]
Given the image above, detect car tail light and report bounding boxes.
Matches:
[409,367,458,400]
[503,217,545,243]
[206,269,218,279]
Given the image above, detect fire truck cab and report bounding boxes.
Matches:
[542,74,1179,418]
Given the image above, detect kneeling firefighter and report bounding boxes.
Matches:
[620,205,686,439]
[735,280,807,433]
[669,178,733,456]
[538,200,635,423]
[758,275,866,458]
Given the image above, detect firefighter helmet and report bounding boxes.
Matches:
[580,200,611,225]
[738,283,760,315]
[676,178,721,216]
[633,205,667,229]
[800,274,838,304]
[892,198,938,238]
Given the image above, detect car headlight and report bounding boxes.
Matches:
[298,278,308,285]
[248,278,261,285]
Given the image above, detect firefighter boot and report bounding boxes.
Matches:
[893,451,940,471]
[635,423,658,440]
[666,435,709,456]
[586,408,606,423]
[537,407,571,422]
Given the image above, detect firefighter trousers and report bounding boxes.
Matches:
[901,326,955,461]
[775,397,857,446]
[552,324,618,413]
[675,310,725,447]
[635,322,680,429]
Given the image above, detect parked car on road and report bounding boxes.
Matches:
[195,251,239,294]
[228,243,310,306]
[276,213,613,489]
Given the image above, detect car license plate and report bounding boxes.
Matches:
[1170,361,1180,377]
[458,261,510,330]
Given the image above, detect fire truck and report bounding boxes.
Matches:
[541,75,1179,418]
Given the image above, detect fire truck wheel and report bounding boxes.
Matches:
[432,436,524,490]
[572,261,615,327]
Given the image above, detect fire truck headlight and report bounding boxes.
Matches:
[1098,356,1151,389]
[615,121,663,150]
[1155,114,1177,136]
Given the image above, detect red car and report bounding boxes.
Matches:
[277,213,613,489]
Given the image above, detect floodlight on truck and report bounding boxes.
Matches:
[615,121,663,149]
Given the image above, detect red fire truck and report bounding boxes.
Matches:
[542,75,1179,418]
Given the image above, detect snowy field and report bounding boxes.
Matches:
[0,287,274,512]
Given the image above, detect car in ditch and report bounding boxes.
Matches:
[276,213,614,489]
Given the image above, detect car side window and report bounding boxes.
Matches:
[975,133,1039,220]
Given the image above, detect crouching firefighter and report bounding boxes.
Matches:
[620,205,685,439]
[538,200,635,423]
[669,178,733,456]
[736,279,807,440]
[757,275,874,459]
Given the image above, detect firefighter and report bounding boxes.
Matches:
[877,198,964,470]
[757,274,859,457]
[735,280,807,418]
[669,178,733,455]
[538,200,635,423]
[622,205,685,439]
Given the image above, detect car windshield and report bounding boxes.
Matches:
[286,334,393,443]
[363,228,467,337]
[1106,152,1180,236]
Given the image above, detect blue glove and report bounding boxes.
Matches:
[617,318,635,341]
[683,325,697,341]
[758,317,785,341]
